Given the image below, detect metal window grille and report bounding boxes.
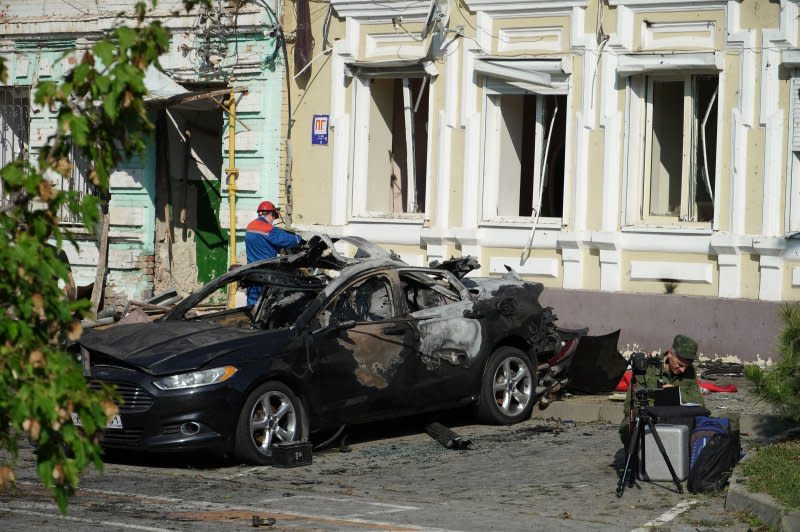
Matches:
[58,144,96,224]
[0,86,31,206]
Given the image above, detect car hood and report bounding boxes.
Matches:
[79,321,264,375]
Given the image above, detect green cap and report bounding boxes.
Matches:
[672,334,698,360]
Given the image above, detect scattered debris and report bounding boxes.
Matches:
[251,515,275,527]
[425,422,473,450]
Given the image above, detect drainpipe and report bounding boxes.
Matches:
[226,89,239,308]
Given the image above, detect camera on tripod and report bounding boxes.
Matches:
[630,351,659,376]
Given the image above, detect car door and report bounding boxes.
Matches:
[398,269,484,404]
[306,272,419,425]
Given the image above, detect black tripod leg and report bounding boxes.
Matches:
[616,417,642,497]
[645,419,684,494]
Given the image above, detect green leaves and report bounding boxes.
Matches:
[1,0,200,515]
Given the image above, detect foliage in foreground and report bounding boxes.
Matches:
[0,0,209,513]
[745,304,800,424]
[740,441,800,510]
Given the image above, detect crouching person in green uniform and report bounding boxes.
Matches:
[619,334,705,446]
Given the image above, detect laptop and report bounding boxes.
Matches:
[652,386,681,406]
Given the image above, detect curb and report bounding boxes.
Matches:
[725,457,800,531]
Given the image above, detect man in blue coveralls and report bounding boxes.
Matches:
[245,200,303,305]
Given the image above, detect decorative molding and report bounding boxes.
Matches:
[641,21,715,51]
[464,1,585,14]
[608,0,728,11]
[497,27,563,53]
[630,260,713,284]
[331,0,432,20]
[617,52,720,76]
[365,33,428,58]
[489,256,558,277]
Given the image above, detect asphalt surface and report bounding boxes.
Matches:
[2,374,793,531]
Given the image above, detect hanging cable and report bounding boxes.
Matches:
[520,103,559,266]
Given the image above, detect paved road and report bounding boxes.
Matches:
[0,411,749,531]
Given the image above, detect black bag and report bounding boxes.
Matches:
[686,431,741,493]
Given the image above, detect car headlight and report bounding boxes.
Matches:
[153,366,238,390]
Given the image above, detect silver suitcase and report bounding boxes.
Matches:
[639,424,690,481]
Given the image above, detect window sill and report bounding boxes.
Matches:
[349,215,425,225]
[621,224,713,236]
[479,217,563,229]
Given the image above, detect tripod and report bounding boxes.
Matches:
[616,388,684,497]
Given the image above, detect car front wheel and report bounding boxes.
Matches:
[234,381,308,465]
[477,347,536,424]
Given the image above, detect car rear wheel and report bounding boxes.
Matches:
[234,381,308,465]
[477,347,536,424]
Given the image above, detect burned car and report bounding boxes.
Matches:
[77,235,592,464]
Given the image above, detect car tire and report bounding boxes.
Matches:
[477,346,536,425]
[234,381,308,465]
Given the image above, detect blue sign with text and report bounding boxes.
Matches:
[312,114,329,145]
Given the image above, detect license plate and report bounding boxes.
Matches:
[71,412,123,429]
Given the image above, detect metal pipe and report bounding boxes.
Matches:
[226,89,239,308]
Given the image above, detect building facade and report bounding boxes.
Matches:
[0,0,286,306]
[285,0,800,357]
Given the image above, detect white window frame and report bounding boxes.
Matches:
[479,79,567,226]
[350,69,433,221]
[622,72,720,229]
[787,72,800,233]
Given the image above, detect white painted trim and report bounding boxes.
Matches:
[641,22,715,50]
[617,52,719,76]
[759,254,783,301]
[763,113,785,236]
[609,0,728,11]
[630,260,713,284]
[489,256,558,277]
[730,110,748,235]
[497,27,562,53]
[464,0,586,14]
[462,113,482,228]
[793,267,800,287]
[365,33,428,59]
[783,50,800,67]
[558,237,583,288]
[350,76,370,218]
[330,0,432,20]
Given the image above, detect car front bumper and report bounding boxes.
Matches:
[88,365,246,456]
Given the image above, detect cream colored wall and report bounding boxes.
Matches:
[284,0,799,302]
[630,10,724,50]
[282,1,342,227]
[621,251,718,297]
[741,253,761,299]
[784,262,800,300]
[480,247,563,288]
[739,0,779,30]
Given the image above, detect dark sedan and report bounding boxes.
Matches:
[77,235,565,464]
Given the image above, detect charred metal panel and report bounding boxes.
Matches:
[466,279,557,354]
[336,323,406,389]
[414,303,481,370]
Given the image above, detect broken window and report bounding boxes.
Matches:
[314,275,394,329]
[482,91,566,220]
[641,74,717,223]
[400,271,462,311]
[0,86,30,204]
[354,74,429,216]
